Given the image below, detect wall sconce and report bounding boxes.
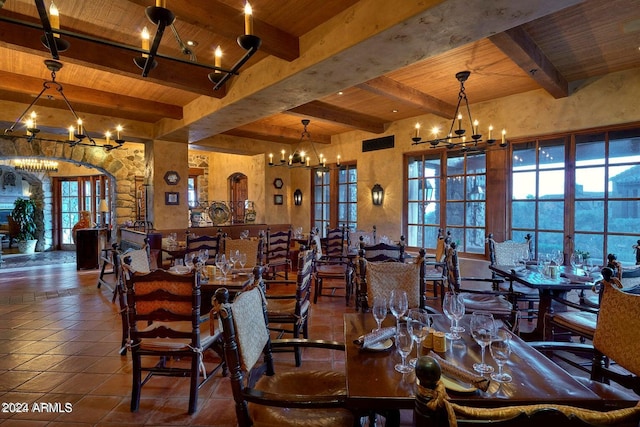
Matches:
[293,189,303,206]
[371,183,384,206]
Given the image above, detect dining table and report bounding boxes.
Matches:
[343,312,635,427]
[488,264,596,340]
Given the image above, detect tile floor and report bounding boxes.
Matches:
[0,262,415,426]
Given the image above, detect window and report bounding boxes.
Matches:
[406,152,486,253]
[511,138,566,258]
[511,128,640,264]
[58,175,109,246]
[312,164,357,237]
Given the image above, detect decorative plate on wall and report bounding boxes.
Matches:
[164,171,180,185]
[273,178,283,189]
[210,202,230,225]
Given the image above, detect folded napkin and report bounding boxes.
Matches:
[560,272,592,283]
[428,351,490,392]
[353,327,395,349]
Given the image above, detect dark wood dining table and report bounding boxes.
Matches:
[343,313,635,426]
[488,264,595,340]
[200,272,252,313]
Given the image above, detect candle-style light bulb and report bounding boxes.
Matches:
[105,131,111,145]
[473,119,479,135]
[431,126,439,137]
[268,153,273,165]
[25,119,33,136]
[29,111,37,129]
[501,129,507,145]
[50,1,60,38]
[457,113,463,131]
[414,123,420,138]
[280,149,286,161]
[244,2,253,35]
[116,125,123,141]
[141,26,150,58]
[77,118,83,135]
[337,155,341,166]
[306,156,310,167]
[488,125,494,140]
[68,126,74,141]
[214,46,222,72]
[155,0,166,7]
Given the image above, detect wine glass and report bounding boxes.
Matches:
[470,311,496,374]
[238,252,248,269]
[198,248,209,264]
[443,291,465,340]
[389,290,408,326]
[372,296,387,331]
[184,252,195,270]
[490,329,512,383]
[219,257,232,281]
[229,250,239,269]
[570,252,584,272]
[215,254,227,279]
[394,321,414,374]
[407,308,430,367]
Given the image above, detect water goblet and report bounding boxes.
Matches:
[372,296,387,331]
[490,329,512,383]
[407,308,430,367]
[219,258,232,281]
[215,254,227,279]
[394,322,414,374]
[443,291,465,340]
[229,250,239,269]
[470,311,496,374]
[389,289,408,326]
[238,252,248,269]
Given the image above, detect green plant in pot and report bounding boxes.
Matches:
[12,198,38,254]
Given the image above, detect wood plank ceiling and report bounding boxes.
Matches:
[0,0,639,152]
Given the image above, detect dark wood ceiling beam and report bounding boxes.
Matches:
[126,0,299,62]
[357,76,457,119]
[287,101,386,134]
[489,26,568,99]
[0,15,224,97]
[0,70,182,121]
[224,123,331,145]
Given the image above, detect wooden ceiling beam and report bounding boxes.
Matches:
[126,0,299,62]
[0,16,224,97]
[224,122,331,145]
[489,26,568,99]
[287,101,386,134]
[357,76,457,119]
[0,70,183,121]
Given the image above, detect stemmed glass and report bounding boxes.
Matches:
[372,296,387,331]
[443,291,465,340]
[238,252,248,269]
[215,254,229,280]
[394,321,414,374]
[198,249,209,264]
[490,329,512,383]
[407,308,430,367]
[389,290,408,327]
[229,250,239,269]
[470,311,496,374]
[184,252,195,270]
[570,252,584,272]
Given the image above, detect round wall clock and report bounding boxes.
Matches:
[273,178,284,189]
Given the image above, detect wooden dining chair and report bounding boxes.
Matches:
[212,284,354,427]
[413,355,640,427]
[263,248,314,366]
[124,269,223,414]
[265,226,292,279]
[186,232,222,261]
[313,225,352,305]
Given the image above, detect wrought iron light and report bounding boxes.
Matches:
[371,183,384,206]
[411,71,508,152]
[268,119,341,174]
[293,189,303,206]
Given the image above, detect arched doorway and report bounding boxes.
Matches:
[229,173,248,224]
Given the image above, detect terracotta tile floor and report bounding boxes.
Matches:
[0,262,418,426]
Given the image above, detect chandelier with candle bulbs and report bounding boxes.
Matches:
[268,119,341,174]
[411,71,508,152]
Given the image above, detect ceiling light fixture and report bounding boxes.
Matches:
[2,59,126,151]
[132,1,261,91]
[411,71,508,152]
[268,119,341,174]
[13,158,59,173]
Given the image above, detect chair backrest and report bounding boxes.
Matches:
[488,234,530,266]
[224,237,263,267]
[360,240,405,262]
[593,269,640,380]
[213,285,273,426]
[444,241,460,291]
[434,228,450,262]
[266,226,291,263]
[350,226,376,249]
[323,225,347,259]
[187,233,221,255]
[361,249,426,309]
[294,249,314,315]
[120,244,152,278]
[125,269,203,348]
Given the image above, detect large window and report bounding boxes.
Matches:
[58,175,109,246]
[511,129,640,264]
[406,152,486,253]
[312,164,357,237]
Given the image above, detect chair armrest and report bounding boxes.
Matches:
[266,294,297,300]
[528,341,595,356]
[550,295,599,314]
[271,338,345,351]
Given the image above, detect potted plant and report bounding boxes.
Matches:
[11,198,38,254]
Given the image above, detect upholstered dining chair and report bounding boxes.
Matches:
[445,241,518,331]
[263,248,314,367]
[265,226,292,279]
[413,355,640,427]
[212,285,354,427]
[532,267,640,397]
[313,225,352,305]
[124,269,223,414]
[357,248,428,311]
